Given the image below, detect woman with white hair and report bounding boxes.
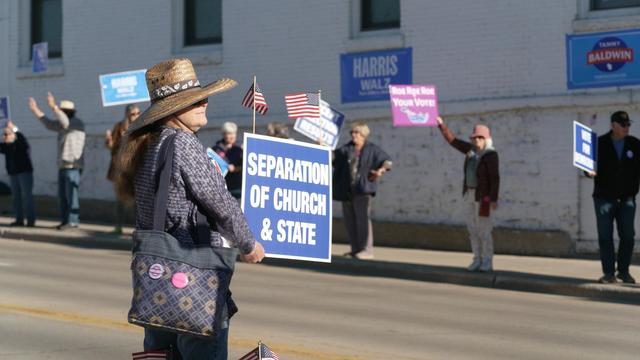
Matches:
[437,116,500,272]
[333,121,392,259]
[211,121,243,198]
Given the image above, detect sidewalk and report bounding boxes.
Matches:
[1,216,638,304]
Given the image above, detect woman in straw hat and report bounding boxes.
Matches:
[437,116,500,273]
[115,59,264,358]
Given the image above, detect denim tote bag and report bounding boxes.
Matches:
[128,134,238,338]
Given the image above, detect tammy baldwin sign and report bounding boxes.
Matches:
[566,29,640,89]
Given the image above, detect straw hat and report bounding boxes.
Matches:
[125,58,237,135]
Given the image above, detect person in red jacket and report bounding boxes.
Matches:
[438,116,500,272]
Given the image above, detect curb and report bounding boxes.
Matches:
[2,227,639,305]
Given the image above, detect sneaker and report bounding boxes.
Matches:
[616,272,636,284]
[9,221,24,227]
[466,259,481,272]
[26,221,36,227]
[56,223,78,231]
[478,262,493,272]
[598,274,617,284]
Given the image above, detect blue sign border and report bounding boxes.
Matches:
[241,133,333,263]
[0,96,10,121]
[566,28,640,89]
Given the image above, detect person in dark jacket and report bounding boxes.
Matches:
[0,120,35,226]
[587,111,640,284]
[211,121,243,199]
[333,121,392,259]
[438,116,500,272]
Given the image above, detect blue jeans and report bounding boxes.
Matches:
[58,169,81,225]
[143,327,228,360]
[594,197,636,275]
[9,172,35,224]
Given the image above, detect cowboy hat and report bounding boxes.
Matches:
[125,58,237,135]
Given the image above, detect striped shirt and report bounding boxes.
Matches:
[134,127,256,254]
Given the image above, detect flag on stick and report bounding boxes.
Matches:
[285,92,320,119]
[242,83,269,115]
[238,342,280,360]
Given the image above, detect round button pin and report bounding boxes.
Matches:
[148,263,164,280]
[172,273,189,289]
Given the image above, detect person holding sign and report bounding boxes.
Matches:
[437,117,500,272]
[585,111,640,284]
[333,122,392,259]
[0,120,35,227]
[115,59,264,358]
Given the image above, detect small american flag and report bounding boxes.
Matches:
[132,350,170,360]
[238,343,279,360]
[242,83,269,115]
[285,92,320,119]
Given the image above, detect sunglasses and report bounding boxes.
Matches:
[190,98,208,107]
[620,122,632,128]
[129,111,141,116]
[2,133,11,137]
[350,130,360,134]
[471,136,485,140]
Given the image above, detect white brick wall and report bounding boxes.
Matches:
[2,1,640,249]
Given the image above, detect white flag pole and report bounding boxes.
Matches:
[252,75,257,134]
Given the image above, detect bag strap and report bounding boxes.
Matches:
[152,132,211,244]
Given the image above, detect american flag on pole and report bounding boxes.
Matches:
[242,83,269,115]
[238,342,280,360]
[285,92,320,119]
[131,350,170,360]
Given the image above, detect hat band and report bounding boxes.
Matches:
[151,79,201,101]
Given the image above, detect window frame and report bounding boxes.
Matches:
[171,0,223,65]
[183,0,222,47]
[360,0,400,32]
[590,0,640,11]
[30,0,62,59]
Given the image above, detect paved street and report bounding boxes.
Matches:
[1,238,639,360]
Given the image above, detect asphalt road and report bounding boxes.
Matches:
[0,239,638,360]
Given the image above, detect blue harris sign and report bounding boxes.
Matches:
[573,121,598,173]
[293,100,345,149]
[99,69,150,107]
[340,47,412,103]
[242,134,332,263]
[0,96,9,120]
[567,29,640,89]
[32,42,48,73]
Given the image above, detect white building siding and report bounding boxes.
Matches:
[2,1,640,249]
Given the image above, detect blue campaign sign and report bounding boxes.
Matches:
[241,134,332,262]
[99,69,150,107]
[340,47,412,103]
[573,121,598,172]
[32,42,48,73]
[0,96,9,120]
[293,100,345,149]
[567,29,640,89]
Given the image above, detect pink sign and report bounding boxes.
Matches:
[389,84,439,127]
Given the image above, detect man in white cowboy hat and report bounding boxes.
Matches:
[28,91,86,230]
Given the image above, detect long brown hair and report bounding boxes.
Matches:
[113,124,161,202]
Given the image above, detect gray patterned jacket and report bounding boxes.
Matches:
[134,127,256,254]
[38,109,85,169]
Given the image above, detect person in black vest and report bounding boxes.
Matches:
[0,120,35,226]
[587,111,640,284]
[333,122,392,259]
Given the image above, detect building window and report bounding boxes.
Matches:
[361,0,400,31]
[31,0,62,58]
[591,0,640,10]
[184,0,222,46]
